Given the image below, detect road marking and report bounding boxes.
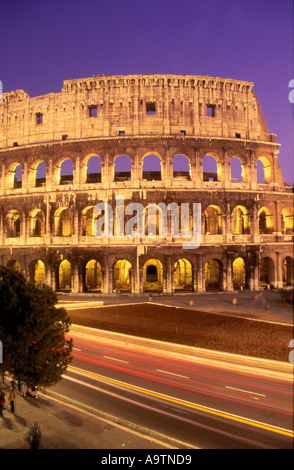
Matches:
[68,365,294,438]
[225,386,266,397]
[73,347,82,351]
[103,355,129,364]
[157,369,189,379]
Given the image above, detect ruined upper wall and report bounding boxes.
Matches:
[0,74,275,148]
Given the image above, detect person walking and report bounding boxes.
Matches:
[28,421,42,449]
[0,387,5,416]
[8,383,17,413]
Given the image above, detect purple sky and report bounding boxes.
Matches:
[1,0,293,184]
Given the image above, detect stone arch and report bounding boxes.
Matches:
[82,154,102,184]
[232,205,250,234]
[28,208,45,237]
[55,158,74,185]
[259,256,275,288]
[205,258,222,289]
[203,153,222,182]
[281,208,293,234]
[7,162,23,189]
[204,205,222,234]
[282,256,294,286]
[29,160,46,187]
[257,156,272,184]
[231,155,248,183]
[114,155,131,182]
[143,259,163,292]
[174,258,193,291]
[29,259,46,286]
[82,206,95,236]
[6,209,21,237]
[173,154,191,180]
[142,153,162,181]
[232,257,246,289]
[85,259,102,292]
[113,259,132,292]
[58,260,72,291]
[54,207,72,237]
[258,206,274,234]
[6,259,21,272]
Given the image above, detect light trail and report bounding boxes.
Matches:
[67,365,294,439]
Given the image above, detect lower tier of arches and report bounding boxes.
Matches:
[2,245,293,294]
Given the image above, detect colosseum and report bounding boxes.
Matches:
[0,74,293,295]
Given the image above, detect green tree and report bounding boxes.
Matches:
[0,266,72,388]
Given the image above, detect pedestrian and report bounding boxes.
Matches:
[8,383,17,413]
[20,381,27,397]
[28,421,42,449]
[0,387,5,416]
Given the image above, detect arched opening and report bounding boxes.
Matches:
[55,208,72,237]
[7,163,23,189]
[114,155,131,181]
[232,257,246,289]
[282,257,294,286]
[259,257,275,288]
[203,154,221,182]
[113,259,132,292]
[28,209,45,237]
[58,260,72,291]
[173,154,191,180]
[35,161,46,187]
[82,206,95,236]
[174,258,193,291]
[86,155,102,183]
[257,157,272,184]
[6,260,21,272]
[204,205,222,234]
[231,156,244,183]
[6,210,21,238]
[144,205,162,237]
[281,208,293,234]
[29,260,46,286]
[85,260,102,292]
[58,159,73,185]
[143,259,163,292]
[205,259,222,289]
[142,154,162,181]
[258,207,274,234]
[232,205,250,234]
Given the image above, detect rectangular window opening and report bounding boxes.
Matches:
[89,105,98,117]
[146,102,156,114]
[180,130,186,136]
[119,130,125,136]
[235,132,241,138]
[206,105,215,117]
[36,112,43,124]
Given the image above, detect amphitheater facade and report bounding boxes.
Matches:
[0,74,293,294]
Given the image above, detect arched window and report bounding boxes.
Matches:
[6,210,21,237]
[82,207,95,236]
[59,159,73,185]
[281,208,293,234]
[205,259,222,289]
[113,259,132,292]
[142,154,162,181]
[29,260,46,286]
[232,206,250,234]
[85,260,102,292]
[173,154,191,180]
[59,260,72,291]
[231,157,243,183]
[232,257,246,289]
[282,257,294,286]
[35,161,46,187]
[114,155,131,181]
[143,259,163,291]
[29,209,45,237]
[259,257,275,288]
[7,163,23,189]
[55,208,72,236]
[204,205,222,234]
[174,258,193,291]
[257,157,272,184]
[258,207,274,234]
[86,155,102,183]
[203,154,221,182]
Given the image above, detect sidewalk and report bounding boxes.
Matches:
[0,380,170,450]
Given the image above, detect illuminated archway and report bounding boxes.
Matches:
[29,260,46,286]
[232,257,246,289]
[143,259,163,292]
[204,205,222,234]
[281,208,293,234]
[6,260,21,272]
[7,162,22,189]
[113,259,132,292]
[282,257,294,286]
[174,259,193,291]
[85,260,102,292]
[232,205,250,234]
[258,207,274,234]
[58,260,72,291]
[6,210,21,238]
[28,209,45,237]
[257,156,272,184]
[54,208,72,236]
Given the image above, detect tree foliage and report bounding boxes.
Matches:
[0,266,72,388]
